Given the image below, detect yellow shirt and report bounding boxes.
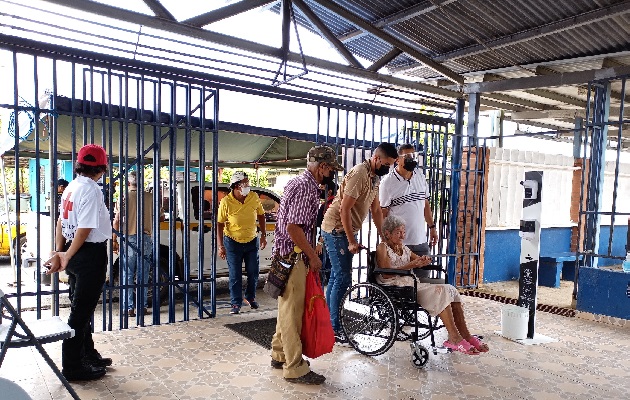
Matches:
[217,191,265,243]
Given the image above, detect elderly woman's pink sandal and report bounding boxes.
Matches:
[443,339,479,355]
[467,336,489,352]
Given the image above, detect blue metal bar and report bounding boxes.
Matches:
[584,82,611,269]
[211,88,220,318]
[152,78,161,326]
[447,98,465,285]
[183,83,192,322]
[608,78,625,256]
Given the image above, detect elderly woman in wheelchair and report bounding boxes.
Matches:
[375,215,489,355]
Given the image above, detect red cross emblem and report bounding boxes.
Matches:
[62,193,74,219]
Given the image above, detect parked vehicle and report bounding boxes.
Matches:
[0,212,28,260]
[159,181,280,278]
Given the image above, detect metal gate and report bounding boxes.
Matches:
[0,37,484,333]
[576,75,630,281]
[314,100,486,289]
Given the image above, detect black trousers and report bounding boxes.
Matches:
[61,241,107,370]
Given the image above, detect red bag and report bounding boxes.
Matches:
[301,269,335,358]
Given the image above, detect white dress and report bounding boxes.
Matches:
[375,245,461,317]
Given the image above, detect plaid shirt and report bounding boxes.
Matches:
[273,170,320,257]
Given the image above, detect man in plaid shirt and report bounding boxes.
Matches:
[270,145,343,385]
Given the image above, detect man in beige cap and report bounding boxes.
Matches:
[270,145,343,385]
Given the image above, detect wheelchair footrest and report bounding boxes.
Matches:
[432,345,451,354]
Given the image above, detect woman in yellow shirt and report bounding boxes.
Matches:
[217,172,267,314]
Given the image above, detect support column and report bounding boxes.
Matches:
[584,83,611,269]
[467,93,480,147]
[447,98,465,285]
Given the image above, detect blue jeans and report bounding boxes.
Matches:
[224,236,259,307]
[323,231,354,332]
[121,233,153,311]
[320,245,332,288]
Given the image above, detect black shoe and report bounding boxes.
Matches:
[334,331,348,344]
[230,305,241,314]
[271,358,310,369]
[245,298,259,309]
[84,351,113,368]
[62,364,106,381]
[285,371,326,385]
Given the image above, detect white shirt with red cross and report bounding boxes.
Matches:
[60,175,112,243]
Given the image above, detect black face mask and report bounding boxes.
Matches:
[375,163,390,176]
[321,173,335,187]
[403,159,418,172]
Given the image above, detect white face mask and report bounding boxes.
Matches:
[240,186,250,196]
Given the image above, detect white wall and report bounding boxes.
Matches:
[484,148,630,228]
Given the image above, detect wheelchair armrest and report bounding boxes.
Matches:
[373,267,413,276]
[421,265,447,273]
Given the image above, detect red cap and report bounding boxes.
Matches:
[78,144,107,166]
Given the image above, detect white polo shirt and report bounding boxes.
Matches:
[379,167,429,245]
[60,176,112,243]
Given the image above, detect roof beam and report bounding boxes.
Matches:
[292,0,363,68]
[509,119,573,131]
[535,65,630,103]
[481,73,586,107]
[482,93,557,110]
[307,0,464,84]
[368,48,402,72]
[512,108,630,120]
[141,0,176,21]
[182,0,276,27]
[433,1,630,62]
[464,65,630,93]
[338,0,458,42]
[39,0,461,98]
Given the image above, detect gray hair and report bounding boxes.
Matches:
[128,171,137,187]
[382,215,406,236]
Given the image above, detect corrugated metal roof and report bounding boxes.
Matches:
[279,0,630,80]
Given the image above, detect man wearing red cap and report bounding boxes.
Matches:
[46,144,113,381]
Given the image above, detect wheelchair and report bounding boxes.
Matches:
[339,251,448,368]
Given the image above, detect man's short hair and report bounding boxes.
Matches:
[397,143,415,155]
[375,142,398,159]
[57,179,69,187]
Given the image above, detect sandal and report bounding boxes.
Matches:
[467,336,489,352]
[443,339,480,355]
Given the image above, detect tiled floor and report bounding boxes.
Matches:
[2,293,630,399]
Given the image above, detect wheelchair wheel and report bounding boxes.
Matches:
[410,342,429,369]
[340,283,398,356]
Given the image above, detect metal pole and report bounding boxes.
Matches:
[447,98,465,285]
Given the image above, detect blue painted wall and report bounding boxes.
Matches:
[577,267,630,319]
[596,225,628,266]
[483,226,627,283]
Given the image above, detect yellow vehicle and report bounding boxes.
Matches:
[0,213,28,259]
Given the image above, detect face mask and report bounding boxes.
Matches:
[321,173,335,186]
[375,162,390,176]
[403,158,418,172]
[240,186,250,196]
